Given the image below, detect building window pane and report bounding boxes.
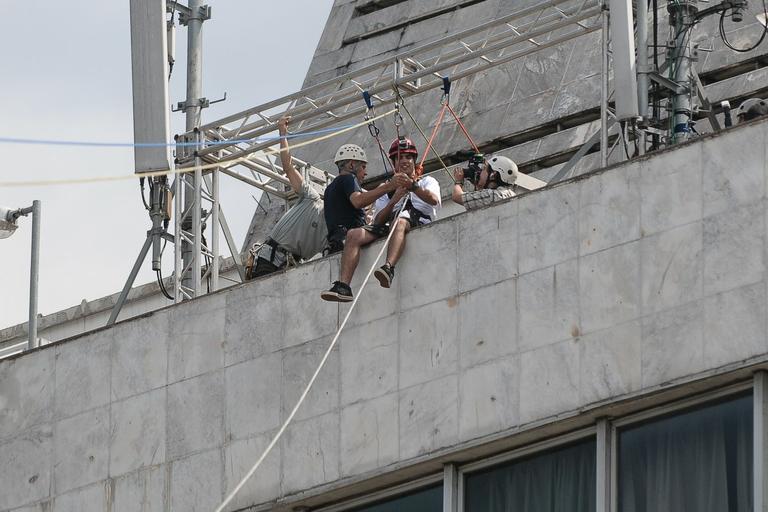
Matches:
[347,484,442,512]
[464,438,596,512]
[618,393,753,512]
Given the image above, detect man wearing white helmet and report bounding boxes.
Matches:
[452,154,518,210]
[736,97,768,124]
[323,141,409,255]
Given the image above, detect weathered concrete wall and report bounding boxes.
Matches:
[2,120,767,511]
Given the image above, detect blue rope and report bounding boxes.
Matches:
[0,123,355,148]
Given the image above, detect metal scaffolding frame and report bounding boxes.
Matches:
[167,0,604,302]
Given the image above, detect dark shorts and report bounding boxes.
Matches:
[250,257,281,279]
[362,224,390,238]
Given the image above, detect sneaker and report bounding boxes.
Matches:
[374,263,395,288]
[321,281,354,302]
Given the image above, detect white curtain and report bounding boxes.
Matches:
[464,439,596,511]
[618,394,753,512]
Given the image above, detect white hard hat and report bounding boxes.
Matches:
[488,155,518,185]
[333,144,368,164]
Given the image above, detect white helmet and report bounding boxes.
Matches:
[488,155,518,185]
[333,144,368,164]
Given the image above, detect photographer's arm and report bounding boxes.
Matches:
[452,168,465,205]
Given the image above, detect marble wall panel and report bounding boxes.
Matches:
[112,466,166,512]
[641,300,705,387]
[399,221,458,310]
[282,412,340,494]
[399,300,459,388]
[282,340,340,422]
[225,352,282,441]
[224,277,284,366]
[579,320,642,404]
[458,355,520,441]
[223,433,281,512]
[168,293,225,383]
[340,318,398,406]
[53,407,109,494]
[459,279,518,369]
[53,483,105,512]
[0,425,52,510]
[166,371,224,460]
[399,375,459,459]
[109,389,166,477]
[0,348,54,440]
[340,393,399,476]
[53,332,110,421]
[110,311,169,402]
[518,259,580,351]
[519,338,580,423]
[703,201,765,296]
[169,450,223,512]
[640,221,704,316]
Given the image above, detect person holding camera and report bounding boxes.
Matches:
[452,154,518,210]
[321,136,441,302]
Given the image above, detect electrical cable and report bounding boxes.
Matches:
[0,124,358,149]
[0,109,396,187]
[214,197,410,512]
[719,0,768,52]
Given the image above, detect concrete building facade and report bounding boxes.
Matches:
[4,0,768,510]
[2,119,768,511]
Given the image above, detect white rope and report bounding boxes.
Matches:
[215,201,409,512]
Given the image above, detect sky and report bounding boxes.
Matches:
[0,1,335,329]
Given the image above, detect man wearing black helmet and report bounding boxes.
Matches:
[321,137,441,302]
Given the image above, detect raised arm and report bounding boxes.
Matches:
[277,116,303,194]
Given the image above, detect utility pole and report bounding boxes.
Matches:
[175,0,210,299]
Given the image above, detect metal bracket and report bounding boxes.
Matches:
[648,71,688,95]
[173,94,225,112]
[177,4,211,26]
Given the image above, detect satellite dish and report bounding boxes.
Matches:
[757,13,767,27]
[0,206,18,239]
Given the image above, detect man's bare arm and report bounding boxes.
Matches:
[278,116,303,194]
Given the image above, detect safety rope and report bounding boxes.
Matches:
[215,198,409,512]
[363,91,397,177]
[0,110,396,188]
[393,88,455,182]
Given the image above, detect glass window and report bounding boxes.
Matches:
[347,484,442,512]
[464,438,596,512]
[618,393,753,512]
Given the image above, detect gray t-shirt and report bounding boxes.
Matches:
[268,181,326,260]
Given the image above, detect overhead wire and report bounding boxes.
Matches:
[0,124,358,148]
[0,109,396,188]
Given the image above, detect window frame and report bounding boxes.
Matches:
[608,379,755,512]
[457,426,597,512]
[311,473,444,512]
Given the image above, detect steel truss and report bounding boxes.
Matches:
[171,0,605,302]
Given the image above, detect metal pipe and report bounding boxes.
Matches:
[182,0,204,296]
[27,200,40,350]
[601,4,609,167]
[636,0,650,120]
[211,166,219,292]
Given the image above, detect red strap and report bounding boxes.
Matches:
[446,104,480,153]
[419,103,449,168]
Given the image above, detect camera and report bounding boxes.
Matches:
[462,153,486,184]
